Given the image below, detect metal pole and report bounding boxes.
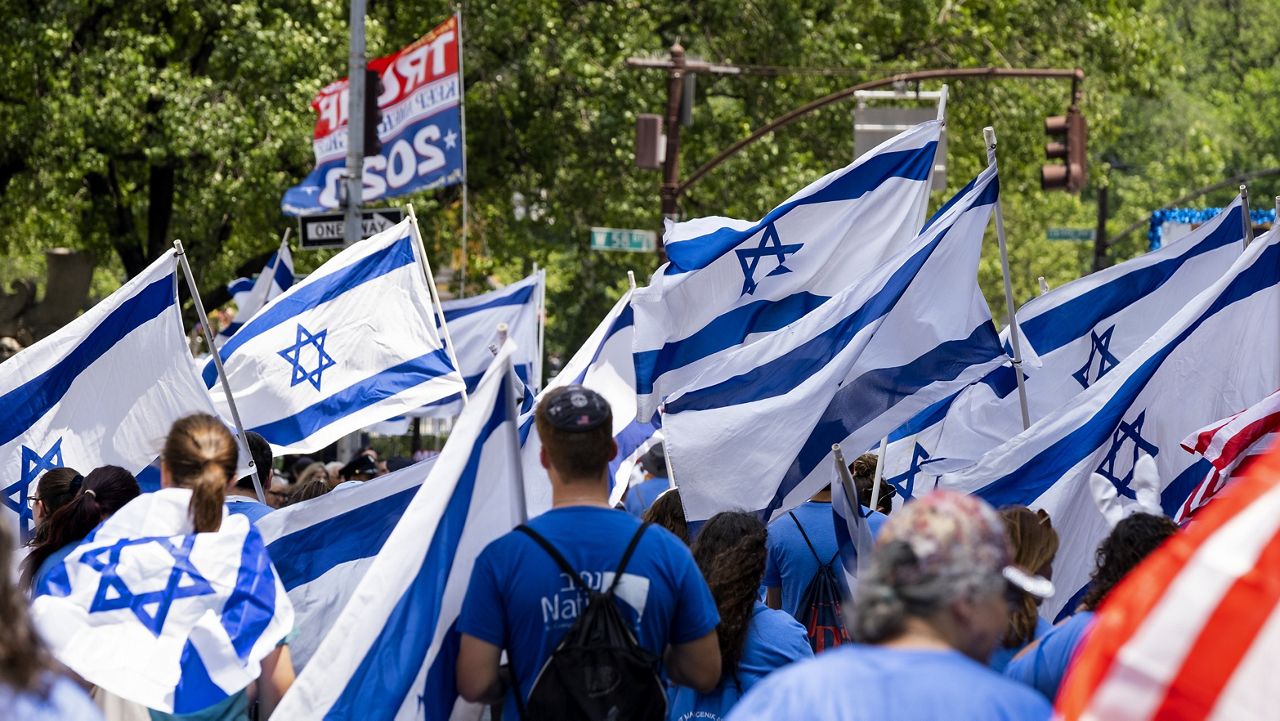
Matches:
[658,42,686,263]
[1093,183,1110,272]
[984,126,1031,430]
[868,436,888,513]
[627,270,637,290]
[532,263,545,390]
[1241,184,1254,246]
[173,241,267,504]
[344,0,367,247]
[935,83,949,123]
[455,9,471,295]
[407,204,469,404]
[1038,276,1050,295]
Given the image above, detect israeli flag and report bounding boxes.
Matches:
[879,196,1247,500]
[31,489,293,713]
[0,251,218,541]
[256,456,438,670]
[419,269,545,417]
[518,290,661,516]
[215,237,295,346]
[663,166,1006,523]
[632,121,941,419]
[203,218,466,454]
[271,341,525,720]
[940,227,1280,619]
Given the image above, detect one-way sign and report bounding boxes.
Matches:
[298,208,406,249]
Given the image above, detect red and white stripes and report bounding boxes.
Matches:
[1177,388,1280,521]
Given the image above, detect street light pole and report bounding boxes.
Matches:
[658,43,686,261]
[344,0,367,247]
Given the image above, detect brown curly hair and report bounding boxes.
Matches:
[1081,513,1177,611]
[642,489,688,545]
[690,511,768,692]
[999,506,1059,648]
[0,529,52,695]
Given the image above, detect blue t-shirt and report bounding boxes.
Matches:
[988,615,1053,673]
[764,502,849,618]
[149,691,247,721]
[624,476,670,517]
[458,506,720,717]
[33,542,80,591]
[1004,611,1095,701]
[726,645,1052,721]
[668,602,811,721]
[0,675,102,721]
[224,497,272,524]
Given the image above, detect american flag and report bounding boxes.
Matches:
[1055,431,1280,720]
[1176,387,1280,522]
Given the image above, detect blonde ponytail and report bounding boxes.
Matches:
[162,414,238,533]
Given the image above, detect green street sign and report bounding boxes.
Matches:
[1046,227,1095,241]
[590,227,657,253]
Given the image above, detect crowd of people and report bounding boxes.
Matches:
[4,385,1191,720]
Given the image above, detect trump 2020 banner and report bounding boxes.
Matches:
[282,15,464,215]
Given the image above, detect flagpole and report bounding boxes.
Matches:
[173,240,267,504]
[261,227,291,306]
[1240,184,1254,246]
[869,436,888,512]
[454,7,470,297]
[532,262,545,390]
[983,126,1031,430]
[408,204,469,405]
[627,270,637,290]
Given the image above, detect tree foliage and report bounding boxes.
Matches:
[1,0,1274,363]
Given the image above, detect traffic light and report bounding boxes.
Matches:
[1041,106,1087,193]
[362,68,383,157]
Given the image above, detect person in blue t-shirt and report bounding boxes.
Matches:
[457,386,722,716]
[988,506,1059,672]
[1005,512,1178,700]
[728,491,1054,721]
[765,487,848,617]
[223,432,274,525]
[624,444,672,518]
[669,511,811,721]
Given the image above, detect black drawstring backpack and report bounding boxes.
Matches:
[789,511,851,653]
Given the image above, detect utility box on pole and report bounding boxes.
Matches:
[635,114,665,170]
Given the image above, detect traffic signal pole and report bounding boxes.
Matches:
[344,0,367,247]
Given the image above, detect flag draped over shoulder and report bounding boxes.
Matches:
[940,228,1280,620]
[419,269,544,417]
[1177,386,1280,521]
[880,197,1246,499]
[1055,436,1280,721]
[663,165,1006,523]
[31,489,293,714]
[255,456,438,670]
[519,290,660,516]
[631,121,941,420]
[203,218,465,454]
[215,238,295,347]
[271,341,525,721]
[0,250,217,541]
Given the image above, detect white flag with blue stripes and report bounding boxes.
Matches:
[518,290,661,516]
[663,166,1006,523]
[632,121,941,420]
[215,237,295,347]
[204,218,466,454]
[418,269,544,417]
[880,196,1248,499]
[0,251,218,542]
[939,227,1280,620]
[31,488,293,713]
[256,455,438,670]
[272,341,525,720]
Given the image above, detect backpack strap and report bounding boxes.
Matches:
[515,525,593,596]
[607,522,651,595]
[789,511,839,569]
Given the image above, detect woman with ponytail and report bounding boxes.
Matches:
[21,466,140,592]
[0,529,102,720]
[988,506,1058,672]
[27,467,84,546]
[668,511,811,721]
[725,493,1054,721]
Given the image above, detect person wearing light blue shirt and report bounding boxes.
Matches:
[623,444,672,518]
[763,490,849,618]
[729,492,1053,721]
[223,432,274,525]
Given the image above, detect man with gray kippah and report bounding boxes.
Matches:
[456,385,723,718]
[727,491,1053,721]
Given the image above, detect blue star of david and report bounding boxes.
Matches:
[734,223,803,296]
[883,442,930,501]
[1095,411,1159,499]
[278,323,337,391]
[80,535,215,636]
[6,438,64,542]
[1071,325,1120,389]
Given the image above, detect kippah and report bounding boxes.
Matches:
[542,385,610,431]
